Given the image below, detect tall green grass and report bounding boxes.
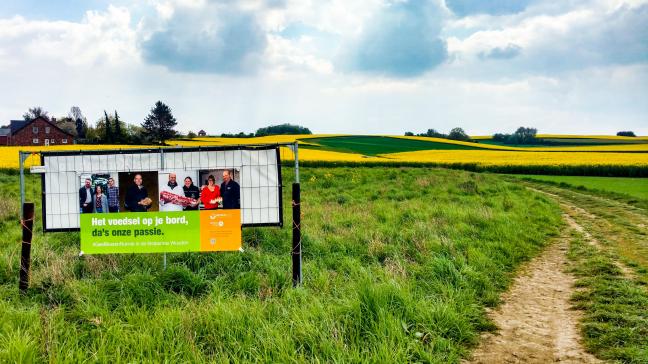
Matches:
[0,167,560,362]
[511,175,648,200]
[568,234,648,362]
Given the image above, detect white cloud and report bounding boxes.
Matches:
[0,0,646,136]
[0,6,138,68]
[446,0,648,75]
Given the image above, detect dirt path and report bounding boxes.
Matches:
[467,222,600,364]
[467,182,648,363]
[530,186,639,281]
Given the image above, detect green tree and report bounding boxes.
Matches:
[142,101,178,144]
[125,124,147,144]
[114,111,123,143]
[255,123,311,136]
[511,127,537,144]
[447,127,470,141]
[23,106,49,121]
[420,129,446,138]
[69,106,87,138]
[54,117,77,136]
[617,131,636,137]
[104,110,113,143]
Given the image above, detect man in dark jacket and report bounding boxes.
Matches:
[220,169,240,209]
[125,174,150,212]
[79,178,94,213]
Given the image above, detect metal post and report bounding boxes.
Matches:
[160,148,167,270]
[292,183,301,286]
[293,142,299,183]
[19,152,27,218]
[19,202,34,292]
[292,142,301,286]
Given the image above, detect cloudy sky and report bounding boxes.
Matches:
[1,0,646,135]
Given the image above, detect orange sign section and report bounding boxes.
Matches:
[199,209,242,251]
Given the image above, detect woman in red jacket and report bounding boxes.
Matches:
[200,175,221,210]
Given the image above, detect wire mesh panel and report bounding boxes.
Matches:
[39,145,284,231]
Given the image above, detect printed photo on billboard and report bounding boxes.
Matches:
[79,173,118,214]
[198,168,241,210]
[119,171,159,212]
[158,170,200,212]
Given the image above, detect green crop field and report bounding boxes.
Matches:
[304,136,481,155]
[0,168,561,362]
[510,175,648,200]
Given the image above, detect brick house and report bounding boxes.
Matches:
[8,116,74,146]
[0,127,9,145]
[198,130,207,137]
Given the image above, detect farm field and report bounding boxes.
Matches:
[510,175,648,200]
[479,137,648,147]
[0,167,562,362]
[301,135,481,155]
[1,135,647,176]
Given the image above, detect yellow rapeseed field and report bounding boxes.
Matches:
[1,136,646,170]
[0,145,150,168]
[395,135,648,152]
[473,134,648,140]
[536,134,648,140]
[529,144,648,152]
[382,150,648,167]
[170,134,340,147]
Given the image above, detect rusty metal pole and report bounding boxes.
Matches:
[19,202,34,292]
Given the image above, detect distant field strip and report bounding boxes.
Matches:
[381,150,648,166]
[511,175,648,200]
[1,135,646,174]
[304,136,484,155]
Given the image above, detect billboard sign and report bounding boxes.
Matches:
[80,210,242,254]
[38,145,283,254]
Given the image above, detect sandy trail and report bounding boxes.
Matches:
[467,223,600,364]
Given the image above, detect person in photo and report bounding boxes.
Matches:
[159,173,184,211]
[200,175,221,210]
[79,178,94,213]
[106,177,120,212]
[125,174,151,212]
[93,185,109,213]
[183,176,200,210]
[220,169,240,209]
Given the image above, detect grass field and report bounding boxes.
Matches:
[300,136,481,155]
[510,175,648,200]
[0,167,561,362]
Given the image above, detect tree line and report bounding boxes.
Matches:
[404,126,638,144]
[191,123,312,138]
[20,101,178,145]
[404,127,471,141]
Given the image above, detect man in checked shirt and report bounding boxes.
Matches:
[106,177,120,213]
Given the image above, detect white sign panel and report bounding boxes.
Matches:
[40,147,282,231]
